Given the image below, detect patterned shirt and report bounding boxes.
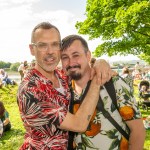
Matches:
[17,68,71,150]
[121,73,134,93]
[73,76,142,150]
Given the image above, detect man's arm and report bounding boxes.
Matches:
[90,59,117,85]
[126,119,146,150]
[59,76,100,132]
[3,118,10,126]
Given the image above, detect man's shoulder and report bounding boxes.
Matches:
[111,75,121,83]
[111,75,130,90]
[19,69,40,88]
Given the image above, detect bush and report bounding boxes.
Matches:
[10,63,20,72]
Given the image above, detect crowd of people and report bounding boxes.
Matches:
[132,62,150,81]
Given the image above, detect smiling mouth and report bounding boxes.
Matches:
[45,57,56,63]
[66,65,81,71]
[69,68,79,72]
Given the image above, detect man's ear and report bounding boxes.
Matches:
[87,50,91,62]
[29,44,35,56]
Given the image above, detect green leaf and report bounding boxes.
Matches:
[76,0,150,61]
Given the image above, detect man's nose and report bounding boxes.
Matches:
[68,57,77,66]
[46,45,55,53]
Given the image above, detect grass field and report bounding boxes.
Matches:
[0,80,150,150]
[0,85,25,149]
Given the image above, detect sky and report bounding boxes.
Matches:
[0,0,140,63]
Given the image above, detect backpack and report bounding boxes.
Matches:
[68,78,130,150]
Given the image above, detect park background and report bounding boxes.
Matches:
[0,0,150,149]
[0,69,150,149]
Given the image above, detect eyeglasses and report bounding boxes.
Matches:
[31,41,62,51]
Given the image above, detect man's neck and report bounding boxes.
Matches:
[35,65,59,88]
[73,72,91,95]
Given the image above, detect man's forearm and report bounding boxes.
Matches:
[75,78,100,130]
[127,119,146,150]
[128,130,145,150]
[59,77,101,132]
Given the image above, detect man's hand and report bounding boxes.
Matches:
[90,59,117,85]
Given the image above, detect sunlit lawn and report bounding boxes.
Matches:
[0,79,150,150]
[0,85,25,150]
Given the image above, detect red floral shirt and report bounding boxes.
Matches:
[17,69,71,150]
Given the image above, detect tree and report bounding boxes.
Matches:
[76,0,150,62]
[0,61,11,68]
[139,53,150,64]
[10,62,20,71]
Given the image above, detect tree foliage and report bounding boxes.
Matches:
[139,53,150,64]
[76,0,150,60]
[10,62,20,71]
[0,61,11,68]
[0,61,21,71]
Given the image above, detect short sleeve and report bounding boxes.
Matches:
[114,76,142,121]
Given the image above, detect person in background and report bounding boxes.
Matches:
[17,22,113,150]
[23,63,29,77]
[18,62,24,81]
[0,69,13,86]
[30,60,36,69]
[134,62,142,79]
[134,62,142,73]
[18,61,28,81]
[121,67,134,93]
[141,71,150,81]
[61,34,145,150]
[139,80,150,101]
[0,101,11,137]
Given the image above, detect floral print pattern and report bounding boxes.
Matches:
[17,69,71,150]
[74,76,141,150]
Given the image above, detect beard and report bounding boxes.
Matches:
[69,71,82,80]
[66,65,82,80]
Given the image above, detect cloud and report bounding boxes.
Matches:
[0,0,139,63]
[0,1,84,62]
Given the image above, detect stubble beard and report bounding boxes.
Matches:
[37,60,58,73]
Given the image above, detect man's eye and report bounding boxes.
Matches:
[38,43,47,48]
[52,42,59,46]
[61,57,69,60]
[73,55,80,58]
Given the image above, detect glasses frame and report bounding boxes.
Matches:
[31,41,62,51]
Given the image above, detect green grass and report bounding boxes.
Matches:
[0,81,150,150]
[0,85,25,150]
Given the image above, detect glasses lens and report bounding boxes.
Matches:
[33,42,61,51]
[37,43,48,51]
[51,42,61,50]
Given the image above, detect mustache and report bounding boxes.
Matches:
[66,65,81,71]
